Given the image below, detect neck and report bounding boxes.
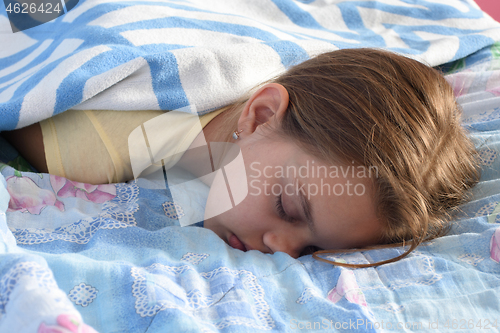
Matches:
[174,107,237,181]
[202,107,232,143]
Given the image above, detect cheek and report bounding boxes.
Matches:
[204,171,235,220]
[204,153,249,221]
[232,188,276,229]
[235,189,263,218]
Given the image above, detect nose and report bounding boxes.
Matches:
[262,227,306,258]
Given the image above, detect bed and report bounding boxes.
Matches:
[1,0,500,332]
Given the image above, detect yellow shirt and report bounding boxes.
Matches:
[40,109,223,184]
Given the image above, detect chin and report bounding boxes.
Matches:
[202,216,224,239]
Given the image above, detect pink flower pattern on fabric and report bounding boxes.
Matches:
[327,270,367,307]
[50,175,116,204]
[486,72,500,96]
[445,71,474,97]
[490,228,500,263]
[38,314,98,333]
[6,175,64,214]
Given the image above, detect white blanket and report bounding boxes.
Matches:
[1,0,500,130]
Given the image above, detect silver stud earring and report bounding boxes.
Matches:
[232,129,243,140]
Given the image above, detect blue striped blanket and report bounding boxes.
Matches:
[1,0,500,130]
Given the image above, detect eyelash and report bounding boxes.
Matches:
[275,194,295,223]
[275,195,322,256]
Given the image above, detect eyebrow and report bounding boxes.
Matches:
[297,180,315,233]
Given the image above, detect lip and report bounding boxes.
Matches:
[228,233,247,252]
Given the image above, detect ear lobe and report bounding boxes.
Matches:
[238,83,289,135]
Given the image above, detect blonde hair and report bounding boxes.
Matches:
[218,48,480,267]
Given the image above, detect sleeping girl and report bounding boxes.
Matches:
[2,48,480,267]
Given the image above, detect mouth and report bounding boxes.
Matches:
[228,233,247,252]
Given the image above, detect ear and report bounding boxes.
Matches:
[237,83,289,138]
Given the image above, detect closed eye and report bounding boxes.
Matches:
[276,194,320,256]
[275,194,295,223]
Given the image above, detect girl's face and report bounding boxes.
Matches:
[203,127,382,258]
